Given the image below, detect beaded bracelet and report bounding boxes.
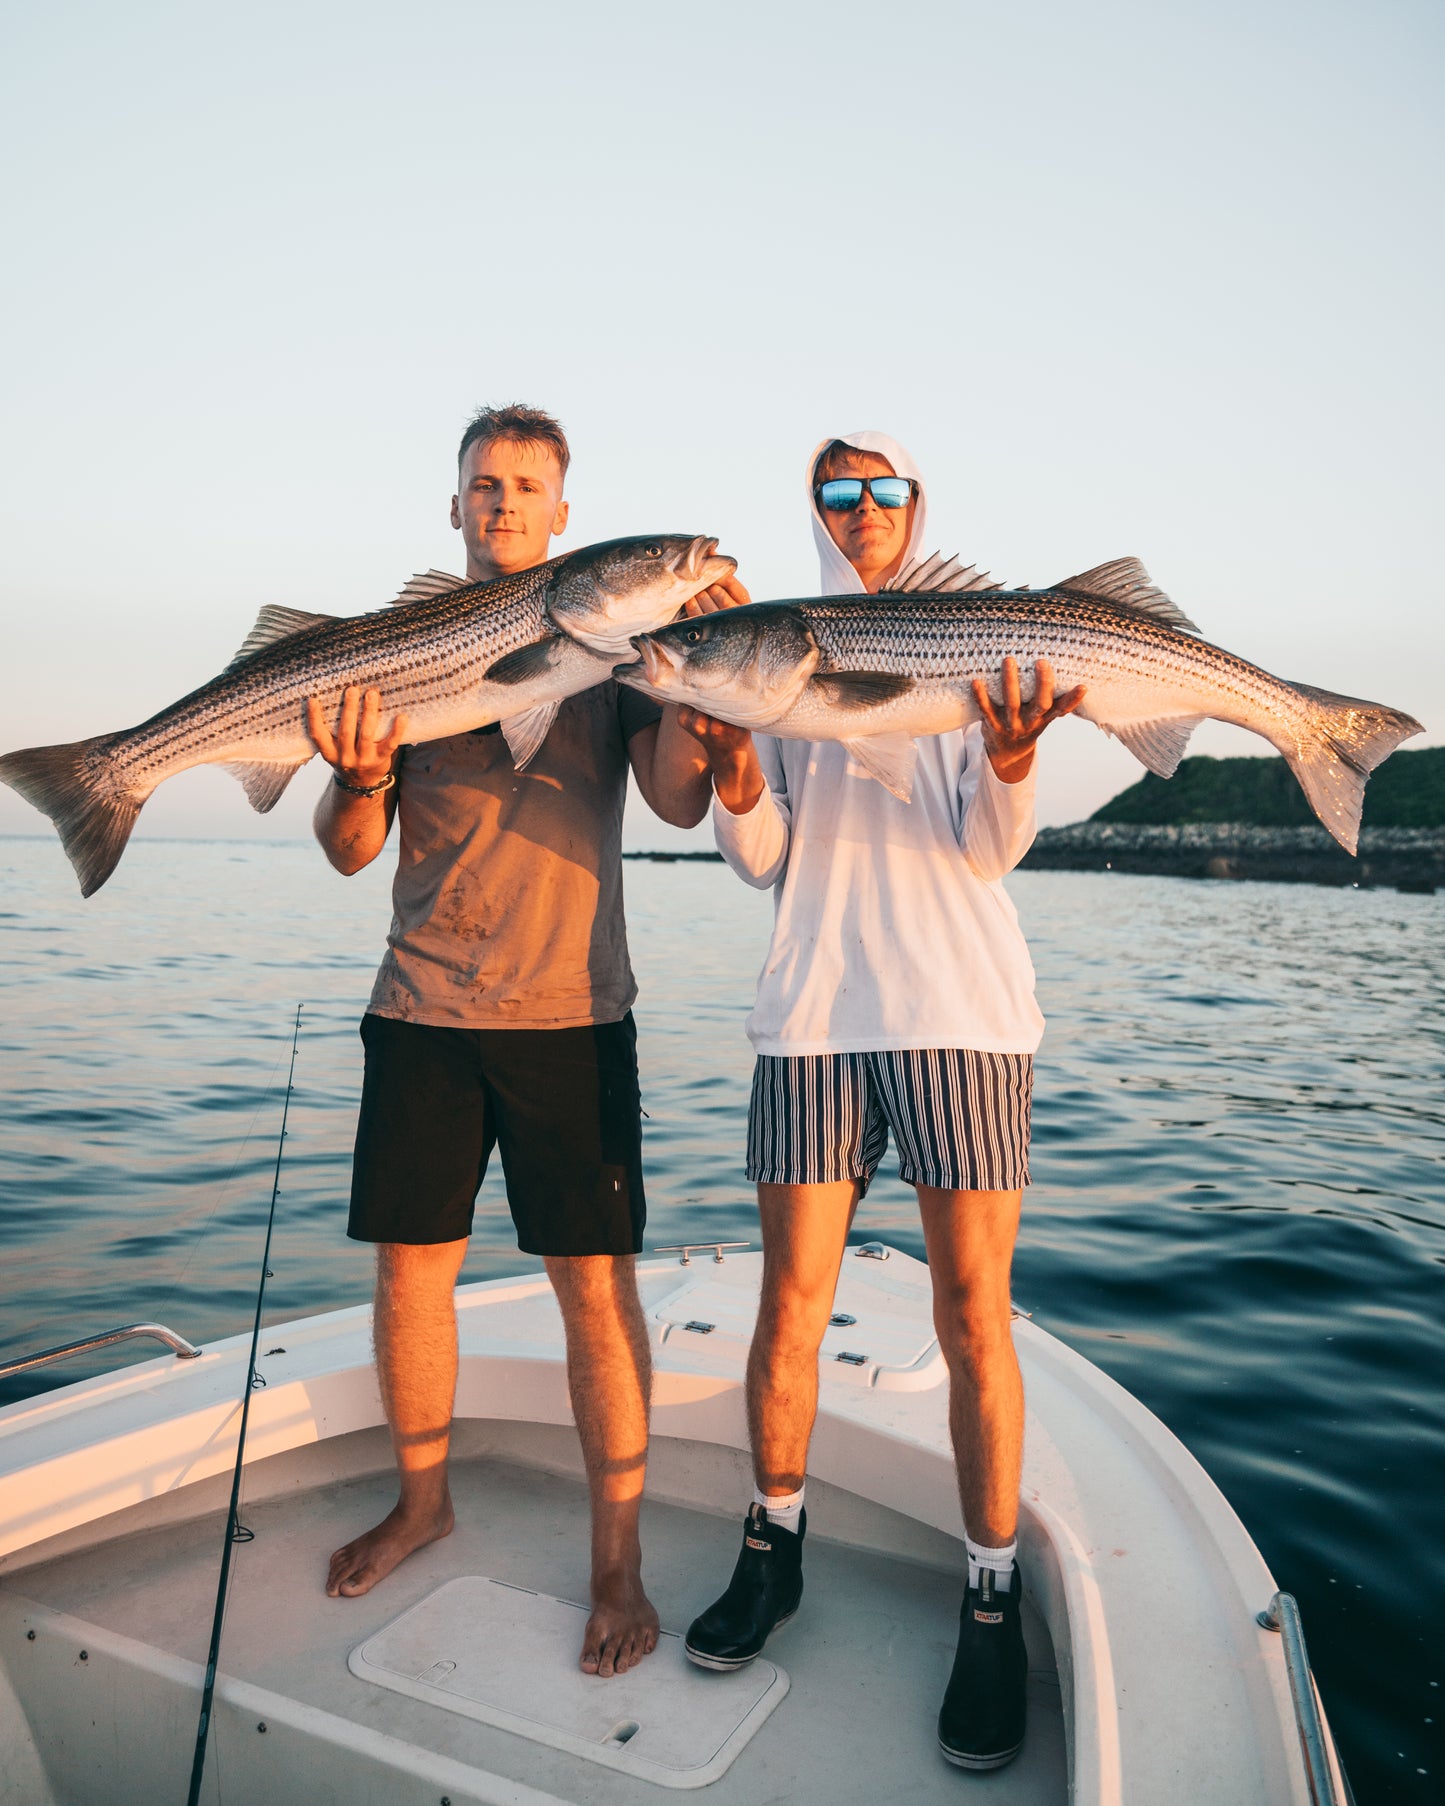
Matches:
[332,770,396,798]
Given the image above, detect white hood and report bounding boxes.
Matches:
[807,430,929,597]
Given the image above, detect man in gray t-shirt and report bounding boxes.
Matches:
[305,403,748,1678]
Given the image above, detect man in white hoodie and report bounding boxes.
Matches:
[677,432,1083,1771]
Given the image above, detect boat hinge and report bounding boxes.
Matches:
[652,1242,751,1266]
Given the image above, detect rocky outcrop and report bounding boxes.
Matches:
[1021,822,1443,890]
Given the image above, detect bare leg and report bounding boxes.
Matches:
[545,1254,660,1678]
[326,1238,468,1597]
[747,1181,860,1495]
[916,1187,1025,1547]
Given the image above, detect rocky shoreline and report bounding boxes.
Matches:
[624,825,1443,890]
[1020,822,1443,891]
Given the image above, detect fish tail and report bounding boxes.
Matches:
[1276,685,1423,855]
[0,735,149,896]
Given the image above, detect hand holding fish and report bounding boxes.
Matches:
[683,574,753,618]
[671,574,766,812]
[675,705,764,816]
[306,686,411,791]
[973,658,1086,785]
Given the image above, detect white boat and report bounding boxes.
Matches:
[0,1243,1350,1804]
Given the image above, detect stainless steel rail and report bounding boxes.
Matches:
[0,1323,202,1381]
[1257,1590,1353,1806]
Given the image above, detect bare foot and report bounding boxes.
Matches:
[325,1494,454,1598]
[581,1565,660,1677]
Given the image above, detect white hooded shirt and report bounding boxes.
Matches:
[712,431,1045,1056]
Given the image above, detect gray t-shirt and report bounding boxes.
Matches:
[368,681,662,1029]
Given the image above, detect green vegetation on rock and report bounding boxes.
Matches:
[1090,746,1445,829]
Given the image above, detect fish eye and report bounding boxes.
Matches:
[644,544,662,558]
[684,625,704,644]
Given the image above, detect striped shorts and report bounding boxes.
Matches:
[746,1050,1033,1193]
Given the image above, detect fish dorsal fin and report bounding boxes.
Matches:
[500,701,561,770]
[226,606,340,670]
[388,568,468,607]
[1053,558,1198,632]
[886,551,1002,595]
[222,757,314,812]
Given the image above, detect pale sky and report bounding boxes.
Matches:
[2,0,1440,856]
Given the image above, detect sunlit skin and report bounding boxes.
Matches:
[301,435,744,1677]
[679,442,1084,1580]
[450,435,571,581]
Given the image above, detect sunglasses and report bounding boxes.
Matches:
[815,476,915,512]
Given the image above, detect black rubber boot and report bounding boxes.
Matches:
[937,1563,1028,1770]
[684,1503,806,1671]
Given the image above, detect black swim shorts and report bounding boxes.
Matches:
[347,1012,646,1256]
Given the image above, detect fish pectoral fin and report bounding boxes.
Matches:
[1052,558,1200,634]
[1097,715,1203,778]
[886,552,1002,595]
[225,607,341,671]
[841,734,918,802]
[223,758,314,813]
[485,636,566,686]
[500,702,561,771]
[388,568,468,606]
[811,671,917,709]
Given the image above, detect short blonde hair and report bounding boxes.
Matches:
[459,403,571,479]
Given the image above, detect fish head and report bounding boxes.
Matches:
[618,605,820,730]
[547,535,737,655]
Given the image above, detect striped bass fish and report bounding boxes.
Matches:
[1,533,733,896]
[620,553,1421,853]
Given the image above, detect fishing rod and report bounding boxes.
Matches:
[186,1003,303,1806]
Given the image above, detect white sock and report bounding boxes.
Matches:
[752,1484,805,1535]
[965,1534,1017,1591]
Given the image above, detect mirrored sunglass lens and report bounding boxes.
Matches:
[869,478,912,508]
[819,480,864,510]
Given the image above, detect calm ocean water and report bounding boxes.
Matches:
[1,833,1441,1801]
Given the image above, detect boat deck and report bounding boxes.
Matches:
[0,1251,1339,1804]
[3,1430,1066,1803]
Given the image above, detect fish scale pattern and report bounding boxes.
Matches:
[798,591,1279,720]
[110,565,556,782]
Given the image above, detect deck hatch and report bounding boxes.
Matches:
[349,1575,788,1788]
[652,1275,943,1388]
